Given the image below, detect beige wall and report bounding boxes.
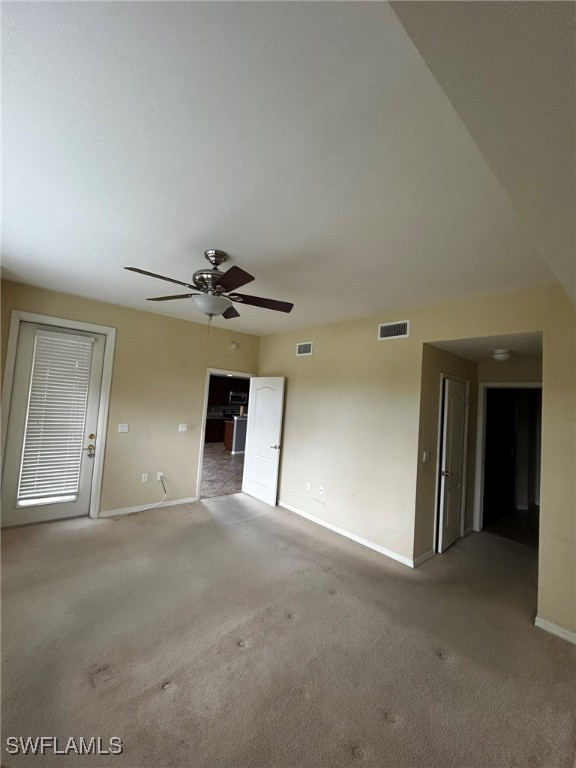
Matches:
[259,284,575,635]
[478,355,542,382]
[1,281,260,511]
[260,318,423,558]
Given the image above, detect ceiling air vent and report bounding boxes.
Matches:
[378,320,410,341]
[296,341,313,356]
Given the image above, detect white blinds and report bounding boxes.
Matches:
[17,330,95,506]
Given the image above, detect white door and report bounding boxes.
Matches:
[2,323,105,527]
[438,377,469,553]
[242,377,285,506]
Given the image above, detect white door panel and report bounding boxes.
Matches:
[242,377,285,506]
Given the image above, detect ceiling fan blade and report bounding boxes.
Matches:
[229,293,294,313]
[146,293,197,301]
[125,266,195,290]
[215,266,255,293]
[222,305,241,320]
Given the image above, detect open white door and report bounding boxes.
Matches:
[242,377,285,506]
[438,377,469,553]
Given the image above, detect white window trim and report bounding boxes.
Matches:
[1,311,116,519]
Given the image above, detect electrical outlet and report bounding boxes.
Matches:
[157,472,163,480]
[318,486,324,495]
[306,481,311,491]
[118,423,129,433]
[141,473,148,482]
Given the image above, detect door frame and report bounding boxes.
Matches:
[473,381,542,532]
[1,311,116,520]
[434,373,470,553]
[197,367,256,497]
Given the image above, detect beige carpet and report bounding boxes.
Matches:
[2,495,575,768]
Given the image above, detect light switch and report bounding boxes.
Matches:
[178,424,188,432]
[118,423,129,433]
[422,450,430,463]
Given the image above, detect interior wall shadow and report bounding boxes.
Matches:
[483,388,541,548]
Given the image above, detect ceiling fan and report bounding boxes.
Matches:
[125,249,294,320]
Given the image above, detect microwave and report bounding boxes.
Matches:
[229,391,247,404]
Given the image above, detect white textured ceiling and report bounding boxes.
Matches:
[2,2,572,337]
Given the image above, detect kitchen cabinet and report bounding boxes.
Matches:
[223,420,234,452]
[205,419,225,443]
[208,376,250,405]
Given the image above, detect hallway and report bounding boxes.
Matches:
[483,504,539,548]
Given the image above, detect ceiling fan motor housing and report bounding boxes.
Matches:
[192,268,224,292]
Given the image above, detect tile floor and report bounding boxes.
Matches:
[200,442,244,498]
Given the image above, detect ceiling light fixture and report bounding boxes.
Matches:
[191,293,232,317]
[493,348,512,362]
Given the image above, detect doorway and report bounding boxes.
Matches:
[198,370,253,499]
[481,386,541,548]
[1,312,115,527]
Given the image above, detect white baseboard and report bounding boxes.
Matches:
[99,496,198,518]
[534,616,576,645]
[413,550,435,567]
[278,501,415,568]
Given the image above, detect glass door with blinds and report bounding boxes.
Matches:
[2,323,105,527]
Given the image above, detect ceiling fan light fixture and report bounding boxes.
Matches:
[191,294,233,317]
[493,348,512,362]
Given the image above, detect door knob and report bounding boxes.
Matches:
[270,444,280,450]
[84,435,96,457]
[442,470,454,477]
